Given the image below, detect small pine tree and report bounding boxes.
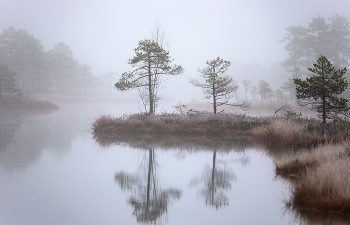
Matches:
[293,55,349,124]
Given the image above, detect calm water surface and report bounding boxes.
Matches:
[0,102,302,225]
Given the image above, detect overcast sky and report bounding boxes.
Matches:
[1,0,350,107]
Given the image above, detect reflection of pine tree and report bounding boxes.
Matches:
[202,151,235,209]
[115,149,181,224]
[191,151,249,209]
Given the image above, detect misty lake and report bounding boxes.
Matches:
[0,100,308,225]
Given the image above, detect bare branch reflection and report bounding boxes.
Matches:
[115,148,181,224]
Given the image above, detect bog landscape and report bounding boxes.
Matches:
[2,1,350,225]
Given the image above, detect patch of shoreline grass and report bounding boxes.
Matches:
[276,142,350,215]
[0,99,59,111]
[274,144,345,177]
[92,112,271,138]
[291,158,350,214]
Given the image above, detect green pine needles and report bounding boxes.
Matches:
[115,39,183,114]
[293,55,349,124]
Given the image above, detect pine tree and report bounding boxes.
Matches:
[293,55,349,124]
[115,39,183,114]
[190,57,249,114]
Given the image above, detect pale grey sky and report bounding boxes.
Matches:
[1,0,349,106]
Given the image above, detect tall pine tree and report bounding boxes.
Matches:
[294,55,349,124]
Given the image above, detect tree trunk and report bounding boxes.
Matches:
[148,59,154,114]
[212,69,217,114]
[322,95,326,124]
[321,66,326,124]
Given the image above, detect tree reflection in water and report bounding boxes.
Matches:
[191,150,248,209]
[0,112,22,152]
[115,148,181,224]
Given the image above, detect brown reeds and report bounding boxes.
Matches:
[274,144,345,177]
[92,112,271,139]
[291,158,350,214]
[277,142,350,215]
[252,118,350,146]
[93,112,350,148]
[252,119,322,146]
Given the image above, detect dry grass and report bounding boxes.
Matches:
[93,112,350,148]
[252,119,321,146]
[92,112,271,139]
[252,118,350,146]
[274,144,345,177]
[290,158,350,214]
[276,142,350,215]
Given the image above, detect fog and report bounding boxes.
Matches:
[1,0,350,110]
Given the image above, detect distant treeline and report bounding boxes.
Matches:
[0,26,117,96]
[280,14,350,73]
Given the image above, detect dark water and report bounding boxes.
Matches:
[0,102,317,225]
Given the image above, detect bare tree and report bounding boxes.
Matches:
[190,57,250,114]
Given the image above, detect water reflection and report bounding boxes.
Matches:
[96,132,253,212]
[0,112,23,152]
[0,107,87,172]
[94,131,253,152]
[115,148,182,224]
[190,150,249,209]
[284,202,350,225]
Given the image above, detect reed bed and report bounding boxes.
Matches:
[290,158,350,214]
[252,118,350,146]
[276,142,350,215]
[274,144,345,177]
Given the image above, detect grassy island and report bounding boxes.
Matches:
[92,112,350,146]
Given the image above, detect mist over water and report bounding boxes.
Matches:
[0,100,320,225]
